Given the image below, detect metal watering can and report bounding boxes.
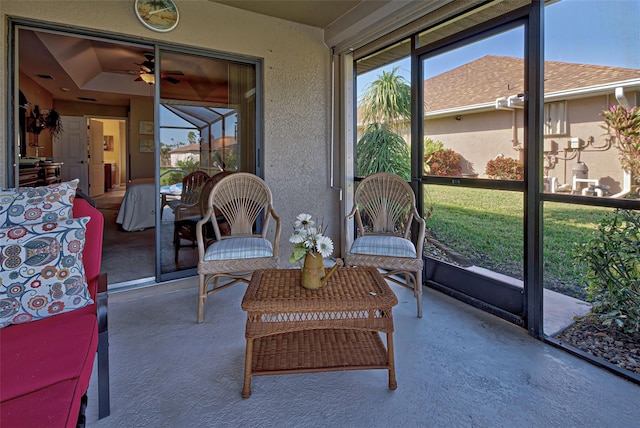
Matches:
[301,253,343,290]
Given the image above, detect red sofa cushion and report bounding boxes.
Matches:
[0,305,97,402]
[0,197,104,427]
[0,379,85,427]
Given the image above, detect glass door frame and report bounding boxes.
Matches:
[153,45,263,283]
[411,10,536,330]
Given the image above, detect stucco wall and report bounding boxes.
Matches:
[421,94,632,194]
[426,110,524,176]
[1,0,339,261]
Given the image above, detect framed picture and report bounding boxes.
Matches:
[103,135,114,151]
[139,139,154,152]
[139,120,154,135]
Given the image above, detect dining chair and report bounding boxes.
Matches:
[167,170,210,218]
[170,171,210,260]
[344,172,426,317]
[173,171,233,264]
[196,173,281,323]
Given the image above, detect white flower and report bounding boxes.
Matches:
[289,228,306,244]
[315,235,334,258]
[294,213,314,229]
[289,213,333,264]
[303,236,315,249]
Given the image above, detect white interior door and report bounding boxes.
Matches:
[54,116,88,192]
[89,119,105,197]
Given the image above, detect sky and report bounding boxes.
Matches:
[357,0,640,98]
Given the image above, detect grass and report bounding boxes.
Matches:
[424,185,612,299]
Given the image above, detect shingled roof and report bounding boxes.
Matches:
[169,143,200,153]
[424,55,640,112]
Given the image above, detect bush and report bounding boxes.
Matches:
[426,149,461,176]
[574,209,640,334]
[424,138,444,157]
[485,156,523,180]
[601,105,640,180]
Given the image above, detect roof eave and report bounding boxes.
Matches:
[426,78,640,118]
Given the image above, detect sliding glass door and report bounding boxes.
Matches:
[157,50,258,280]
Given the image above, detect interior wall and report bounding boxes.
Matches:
[102,119,120,164]
[1,1,338,262]
[18,72,53,158]
[118,120,126,185]
[53,100,128,118]
[129,97,154,181]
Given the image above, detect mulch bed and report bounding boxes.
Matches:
[554,316,640,375]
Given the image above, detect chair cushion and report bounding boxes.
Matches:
[0,306,97,402]
[0,217,93,329]
[204,237,273,260]
[0,307,98,428]
[0,179,79,227]
[351,235,417,258]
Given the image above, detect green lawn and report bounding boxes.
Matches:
[424,185,612,299]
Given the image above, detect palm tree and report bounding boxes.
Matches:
[357,67,411,180]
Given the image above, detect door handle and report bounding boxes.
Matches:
[78,160,85,164]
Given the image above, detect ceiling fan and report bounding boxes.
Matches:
[134,52,184,85]
[108,52,184,84]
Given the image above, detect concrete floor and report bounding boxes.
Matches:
[85,278,639,427]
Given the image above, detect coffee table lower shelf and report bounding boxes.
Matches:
[242,328,396,398]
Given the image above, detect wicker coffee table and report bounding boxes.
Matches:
[240,266,398,398]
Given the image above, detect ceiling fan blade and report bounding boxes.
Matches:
[134,62,152,73]
[108,68,138,75]
[162,75,180,84]
[162,70,184,76]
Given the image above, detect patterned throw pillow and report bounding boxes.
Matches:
[0,179,79,227]
[0,216,93,329]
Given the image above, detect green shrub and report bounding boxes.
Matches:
[426,149,461,176]
[485,156,523,180]
[424,138,444,157]
[574,209,640,333]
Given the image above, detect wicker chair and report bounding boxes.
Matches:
[196,173,281,323]
[344,172,426,317]
[173,171,233,264]
[167,170,210,217]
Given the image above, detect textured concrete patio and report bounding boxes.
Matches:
[85,278,639,427]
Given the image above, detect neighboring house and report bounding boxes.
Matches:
[169,143,200,166]
[360,55,640,195]
[168,136,237,170]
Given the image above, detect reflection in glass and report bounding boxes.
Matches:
[158,51,256,275]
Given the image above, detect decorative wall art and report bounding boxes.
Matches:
[103,135,114,151]
[139,139,154,153]
[139,121,154,135]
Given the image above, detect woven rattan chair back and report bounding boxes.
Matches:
[354,172,415,236]
[199,171,234,218]
[345,172,426,317]
[195,172,281,323]
[180,170,209,206]
[207,172,273,239]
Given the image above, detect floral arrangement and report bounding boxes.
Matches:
[289,213,334,264]
[26,105,63,140]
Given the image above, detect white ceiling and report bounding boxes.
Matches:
[209,0,366,29]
